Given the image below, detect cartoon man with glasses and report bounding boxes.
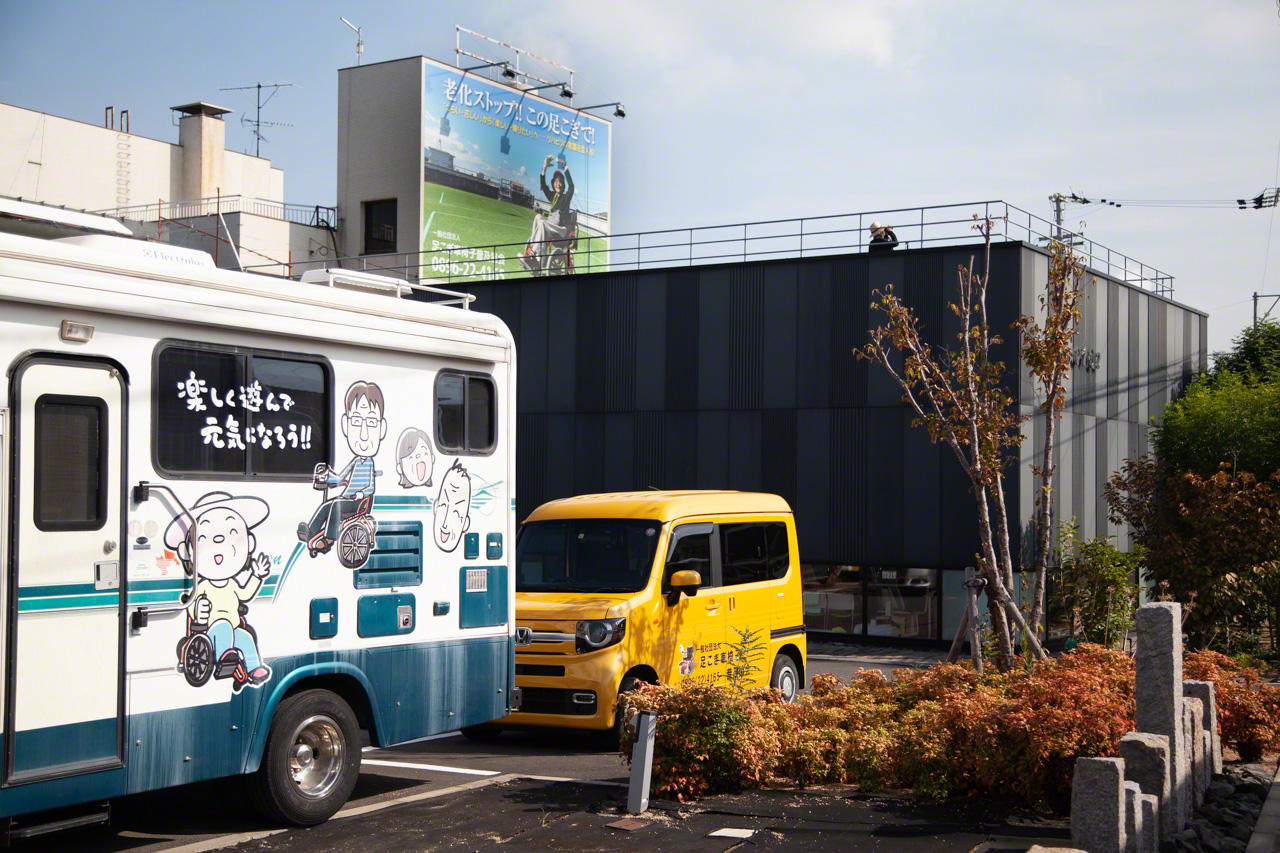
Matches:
[299,381,386,560]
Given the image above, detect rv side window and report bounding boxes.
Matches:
[435,371,496,455]
[34,395,107,531]
[154,342,331,479]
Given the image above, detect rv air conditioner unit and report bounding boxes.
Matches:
[301,268,409,298]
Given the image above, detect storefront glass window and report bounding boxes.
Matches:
[801,564,863,635]
[866,567,938,639]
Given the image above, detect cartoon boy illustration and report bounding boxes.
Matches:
[164,491,273,692]
[299,381,386,563]
[432,460,472,552]
[395,426,436,489]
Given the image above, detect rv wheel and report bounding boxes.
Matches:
[247,689,361,826]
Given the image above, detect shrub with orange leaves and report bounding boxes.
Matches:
[1184,649,1280,762]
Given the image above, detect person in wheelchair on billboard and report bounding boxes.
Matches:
[520,155,577,274]
[298,381,385,568]
[165,491,273,692]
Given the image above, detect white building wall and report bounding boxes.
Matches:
[0,102,283,212]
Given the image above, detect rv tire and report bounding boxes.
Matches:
[247,688,362,826]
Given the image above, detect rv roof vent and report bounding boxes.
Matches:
[301,268,410,298]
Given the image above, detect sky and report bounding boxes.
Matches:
[1,0,1278,352]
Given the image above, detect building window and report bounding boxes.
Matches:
[435,371,496,455]
[154,341,331,480]
[802,564,940,640]
[801,564,863,635]
[363,199,397,255]
[35,395,107,531]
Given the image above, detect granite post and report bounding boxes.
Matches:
[1120,732,1170,839]
[1135,602,1188,831]
[1138,793,1159,853]
[1183,697,1205,805]
[1124,781,1145,853]
[1072,757,1127,853]
[1182,680,1221,775]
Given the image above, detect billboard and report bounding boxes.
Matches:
[421,56,611,280]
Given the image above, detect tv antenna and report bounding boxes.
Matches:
[340,17,364,66]
[219,81,294,158]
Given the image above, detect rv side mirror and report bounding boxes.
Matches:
[669,570,701,597]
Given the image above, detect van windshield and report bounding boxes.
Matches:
[517,519,662,594]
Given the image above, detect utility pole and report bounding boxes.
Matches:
[1049,193,1066,240]
[219,82,293,158]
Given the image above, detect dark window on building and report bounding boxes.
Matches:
[435,372,496,455]
[363,199,397,255]
[720,523,770,586]
[34,396,107,531]
[154,342,331,479]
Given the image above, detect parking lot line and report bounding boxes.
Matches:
[362,759,500,776]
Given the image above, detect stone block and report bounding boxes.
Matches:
[1125,781,1145,853]
[1073,757,1127,853]
[1183,680,1222,775]
[1184,697,1206,806]
[1121,732,1171,839]
[1135,602,1188,832]
[1139,793,1159,853]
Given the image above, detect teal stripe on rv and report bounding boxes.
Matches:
[18,594,118,612]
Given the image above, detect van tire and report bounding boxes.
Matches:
[611,676,643,746]
[770,654,801,703]
[247,688,362,826]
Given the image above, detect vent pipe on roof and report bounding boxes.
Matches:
[104,106,113,129]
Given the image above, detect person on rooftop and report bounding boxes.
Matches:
[869,221,899,253]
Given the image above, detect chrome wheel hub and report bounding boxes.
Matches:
[289,715,344,799]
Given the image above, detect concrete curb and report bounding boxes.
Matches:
[1245,763,1280,853]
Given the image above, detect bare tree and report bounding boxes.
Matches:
[1017,241,1088,636]
[859,216,1050,670]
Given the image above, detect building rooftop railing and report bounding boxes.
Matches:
[97,195,337,229]
[245,200,1175,298]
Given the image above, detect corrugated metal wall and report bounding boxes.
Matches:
[469,242,1207,569]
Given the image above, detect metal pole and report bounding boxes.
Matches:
[1255,292,1259,328]
[627,710,656,814]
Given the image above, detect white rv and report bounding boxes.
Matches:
[0,227,517,832]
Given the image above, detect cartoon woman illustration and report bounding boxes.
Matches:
[165,491,273,692]
[395,427,436,489]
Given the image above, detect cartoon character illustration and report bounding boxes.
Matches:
[164,491,273,692]
[395,427,436,489]
[298,381,385,568]
[432,460,472,552]
[679,644,696,676]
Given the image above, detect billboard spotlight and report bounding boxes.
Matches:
[614,104,626,118]
[559,87,575,100]
[502,66,517,80]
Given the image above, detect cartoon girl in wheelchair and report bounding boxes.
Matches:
[164,491,273,692]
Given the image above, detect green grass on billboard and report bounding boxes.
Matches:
[421,184,610,281]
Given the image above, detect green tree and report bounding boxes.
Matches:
[1153,371,1280,477]
[1211,319,1280,382]
[1054,521,1140,649]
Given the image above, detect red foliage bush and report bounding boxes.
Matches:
[1184,650,1280,762]
[622,644,1140,812]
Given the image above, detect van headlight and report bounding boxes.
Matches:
[576,618,626,653]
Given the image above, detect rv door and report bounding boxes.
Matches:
[5,357,127,784]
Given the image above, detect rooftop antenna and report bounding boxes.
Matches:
[340,17,364,66]
[219,81,294,158]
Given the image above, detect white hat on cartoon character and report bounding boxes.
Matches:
[163,491,270,550]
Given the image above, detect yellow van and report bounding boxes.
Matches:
[480,491,806,739]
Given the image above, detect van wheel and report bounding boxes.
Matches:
[247,689,361,826]
[611,676,643,747]
[770,655,800,703]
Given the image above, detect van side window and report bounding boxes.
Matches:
[435,371,496,455]
[34,395,107,531]
[153,341,331,479]
[764,522,791,580]
[664,524,713,589]
[720,523,770,586]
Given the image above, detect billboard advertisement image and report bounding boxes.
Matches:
[422,56,611,280]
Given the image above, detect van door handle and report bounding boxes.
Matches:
[705,602,720,611]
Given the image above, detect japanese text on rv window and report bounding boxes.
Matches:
[155,344,329,478]
[435,372,495,455]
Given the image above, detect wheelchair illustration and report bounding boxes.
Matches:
[305,464,379,569]
[175,606,259,689]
